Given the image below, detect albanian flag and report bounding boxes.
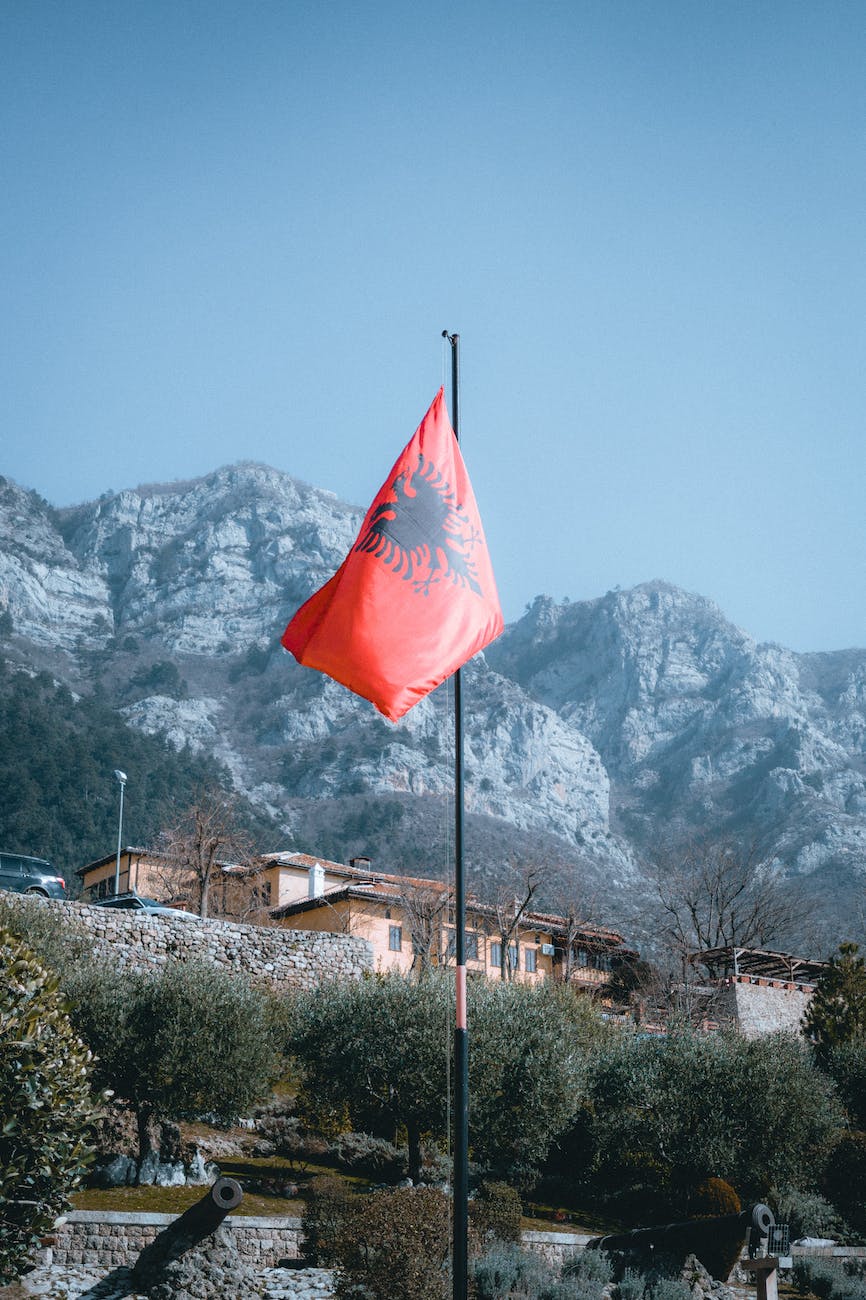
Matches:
[281,388,503,721]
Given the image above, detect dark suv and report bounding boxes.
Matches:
[0,852,67,899]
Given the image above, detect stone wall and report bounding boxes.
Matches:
[49,1212,583,1272]
[50,1210,301,1269]
[8,894,372,991]
[713,976,813,1038]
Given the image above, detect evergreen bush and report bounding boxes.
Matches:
[774,1186,848,1241]
[471,1241,555,1299]
[330,1131,407,1180]
[690,1176,741,1216]
[0,928,101,1284]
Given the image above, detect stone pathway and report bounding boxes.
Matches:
[0,1264,336,1300]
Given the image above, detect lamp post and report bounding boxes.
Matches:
[113,769,127,897]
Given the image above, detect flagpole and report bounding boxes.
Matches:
[443,329,469,1300]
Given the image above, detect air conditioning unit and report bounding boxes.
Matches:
[541,943,555,956]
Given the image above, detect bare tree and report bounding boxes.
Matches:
[156,788,257,919]
[651,836,798,974]
[547,887,603,984]
[398,882,451,975]
[491,867,540,981]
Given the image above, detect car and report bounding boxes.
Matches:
[92,892,199,919]
[0,852,67,899]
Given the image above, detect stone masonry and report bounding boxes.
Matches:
[49,1211,302,1270]
[10,895,372,991]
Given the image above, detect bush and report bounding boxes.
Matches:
[791,1257,866,1300]
[822,1132,866,1234]
[470,1181,523,1249]
[330,1131,407,1181]
[646,1280,693,1300]
[616,1267,646,1300]
[0,928,101,1284]
[301,1176,354,1267]
[691,1176,740,1216]
[471,1241,556,1299]
[560,1247,615,1299]
[774,1186,848,1241]
[0,894,91,972]
[333,1186,451,1300]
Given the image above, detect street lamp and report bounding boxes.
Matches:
[113,769,128,897]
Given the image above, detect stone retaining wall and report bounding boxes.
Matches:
[51,1211,302,1269]
[49,1212,583,1272]
[9,895,372,991]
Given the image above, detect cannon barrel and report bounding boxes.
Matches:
[586,1204,775,1281]
[587,1203,774,1256]
[131,1178,244,1279]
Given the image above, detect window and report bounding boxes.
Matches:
[525,947,537,973]
[446,929,480,961]
[490,942,518,971]
[388,925,403,952]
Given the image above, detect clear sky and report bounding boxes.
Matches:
[1,1,864,653]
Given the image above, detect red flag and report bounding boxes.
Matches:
[281,388,503,721]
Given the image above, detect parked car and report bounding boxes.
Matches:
[0,852,67,899]
[92,891,199,919]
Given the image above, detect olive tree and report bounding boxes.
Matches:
[65,959,283,1173]
[585,1028,842,1210]
[287,972,602,1188]
[0,928,101,1285]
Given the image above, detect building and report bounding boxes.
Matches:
[77,848,635,991]
[689,945,827,1037]
[269,855,635,990]
[76,847,274,921]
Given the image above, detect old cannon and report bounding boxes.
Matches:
[586,1202,775,1282]
[131,1176,244,1281]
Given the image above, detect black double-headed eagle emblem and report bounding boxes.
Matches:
[353,453,484,597]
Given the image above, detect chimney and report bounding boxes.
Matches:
[349,856,371,872]
[308,862,325,899]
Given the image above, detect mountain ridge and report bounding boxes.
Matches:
[1,463,864,947]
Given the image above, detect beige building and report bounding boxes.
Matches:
[269,855,634,990]
[77,847,634,991]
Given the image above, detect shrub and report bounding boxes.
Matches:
[647,1279,693,1300]
[471,1241,555,1299]
[616,1267,646,1300]
[333,1186,451,1300]
[301,1176,354,1267]
[792,1257,864,1300]
[0,928,101,1285]
[561,1247,614,1289]
[774,1186,848,1241]
[0,894,91,973]
[822,1132,866,1234]
[691,1176,740,1216]
[470,1180,523,1249]
[330,1131,407,1181]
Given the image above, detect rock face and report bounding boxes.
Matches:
[1,465,864,937]
[487,584,866,894]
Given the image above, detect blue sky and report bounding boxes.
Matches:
[1,1,864,652]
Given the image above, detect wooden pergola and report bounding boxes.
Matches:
[690,945,827,986]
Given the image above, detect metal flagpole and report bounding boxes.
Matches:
[442,329,469,1300]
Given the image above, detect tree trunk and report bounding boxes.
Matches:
[407,1122,422,1185]
[134,1100,157,1178]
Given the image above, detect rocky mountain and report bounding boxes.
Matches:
[0,466,864,945]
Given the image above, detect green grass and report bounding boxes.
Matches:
[71,1184,301,1217]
